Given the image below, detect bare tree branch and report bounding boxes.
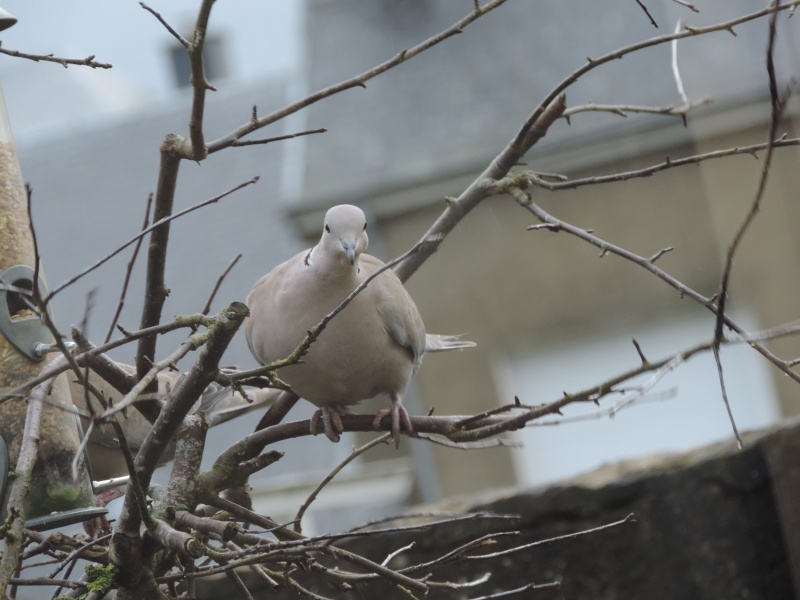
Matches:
[9,2,800,597]
[470,581,561,599]
[105,193,152,343]
[135,139,182,386]
[0,47,111,69]
[294,433,391,533]
[201,253,242,316]
[516,1,799,152]
[1,316,212,402]
[47,176,258,303]
[671,0,699,13]
[392,2,800,287]
[517,197,800,387]
[139,2,189,47]
[203,0,511,155]
[393,93,567,283]
[562,98,710,121]
[187,0,217,160]
[523,136,800,191]
[0,362,59,595]
[116,303,248,533]
[635,0,659,28]
[468,513,636,559]
[710,4,794,449]
[229,127,327,147]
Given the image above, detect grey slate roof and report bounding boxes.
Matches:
[301,0,799,205]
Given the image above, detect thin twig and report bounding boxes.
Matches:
[25,184,42,311]
[202,254,242,315]
[648,247,673,263]
[1,315,210,402]
[139,2,189,47]
[330,511,520,541]
[46,176,258,301]
[47,535,111,579]
[711,4,792,449]
[562,98,709,120]
[632,338,648,364]
[712,347,741,448]
[514,1,800,152]
[111,420,154,529]
[323,545,428,594]
[519,199,800,387]
[102,337,195,419]
[294,433,391,533]
[229,128,328,147]
[468,513,637,559]
[470,582,562,599]
[521,137,800,191]
[635,0,659,28]
[105,193,152,343]
[671,0,699,12]
[203,0,510,155]
[415,434,520,449]
[526,389,678,427]
[381,542,416,567]
[208,496,304,542]
[713,5,789,340]
[0,47,111,68]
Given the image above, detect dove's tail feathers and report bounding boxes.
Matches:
[424,333,477,353]
[199,386,281,427]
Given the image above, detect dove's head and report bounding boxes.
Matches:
[321,204,369,266]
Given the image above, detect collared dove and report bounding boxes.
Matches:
[245,204,474,447]
[69,364,279,481]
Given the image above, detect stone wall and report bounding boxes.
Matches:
[200,419,800,599]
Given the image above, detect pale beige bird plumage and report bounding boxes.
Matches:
[69,364,279,481]
[245,204,473,446]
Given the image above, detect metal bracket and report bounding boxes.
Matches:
[0,265,50,362]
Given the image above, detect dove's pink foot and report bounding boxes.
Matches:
[373,392,414,448]
[311,406,344,442]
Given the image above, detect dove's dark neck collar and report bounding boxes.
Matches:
[304,244,361,277]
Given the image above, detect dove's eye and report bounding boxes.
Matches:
[363,223,367,231]
[325,224,330,233]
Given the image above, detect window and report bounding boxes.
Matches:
[492,311,780,487]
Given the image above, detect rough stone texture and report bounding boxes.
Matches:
[200,420,799,599]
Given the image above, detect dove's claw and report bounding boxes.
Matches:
[373,393,414,448]
[312,407,344,442]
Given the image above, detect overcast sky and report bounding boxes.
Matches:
[0,1,303,141]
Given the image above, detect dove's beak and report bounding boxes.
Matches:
[342,241,356,265]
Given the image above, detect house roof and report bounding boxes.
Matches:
[299,0,799,208]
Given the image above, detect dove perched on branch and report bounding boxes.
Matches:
[245,204,474,447]
[69,364,279,481]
